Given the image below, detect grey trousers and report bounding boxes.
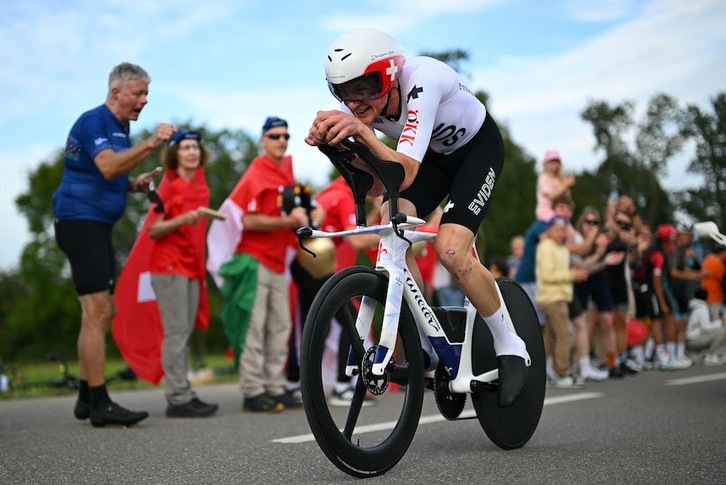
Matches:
[151,273,199,406]
[687,328,726,354]
[239,264,291,398]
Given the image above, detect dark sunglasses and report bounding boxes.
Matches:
[616,220,633,230]
[583,219,599,225]
[266,133,290,141]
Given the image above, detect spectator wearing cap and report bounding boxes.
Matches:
[535,150,576,223]
[701,244,725,322]
[211,116,321,413]
[536,215,589,388]
[145,129,219,418]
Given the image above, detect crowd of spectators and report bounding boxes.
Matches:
[506,149,726,388]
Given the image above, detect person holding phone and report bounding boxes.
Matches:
[52,62,175,427]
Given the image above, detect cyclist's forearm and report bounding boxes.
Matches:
[353,129,419,190]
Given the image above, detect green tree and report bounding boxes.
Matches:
[580,94,685,226]
[676,92,726,229]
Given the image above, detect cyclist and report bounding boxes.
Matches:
[305,28,527,407]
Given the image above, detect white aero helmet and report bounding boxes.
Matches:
[324,28,405,102]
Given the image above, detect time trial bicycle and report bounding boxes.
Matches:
[297,139,546,478]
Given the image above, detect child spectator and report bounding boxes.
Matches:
[535,150,575,222]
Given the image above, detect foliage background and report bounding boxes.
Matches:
[1,51,724,365]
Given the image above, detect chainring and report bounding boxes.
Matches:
[434,361,467,420]
[361,346,390,395]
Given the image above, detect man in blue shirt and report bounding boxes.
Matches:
[53,62,176,427]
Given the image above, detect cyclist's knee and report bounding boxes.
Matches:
[436,244,470,281]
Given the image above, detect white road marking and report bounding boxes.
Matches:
[665,372,726,386]
[272,392,603,444]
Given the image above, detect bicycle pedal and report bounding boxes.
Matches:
[470,380,498,393]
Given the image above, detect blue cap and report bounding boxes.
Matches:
[547,215,568,228]
[262,116,287,134]
[169,129,201,146]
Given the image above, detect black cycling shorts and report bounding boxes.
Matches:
[54,219,116,295]
[400,114,504,235]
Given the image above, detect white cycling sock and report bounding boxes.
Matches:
[482,306,527,358]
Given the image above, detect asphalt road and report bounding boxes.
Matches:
[2,365,725,484]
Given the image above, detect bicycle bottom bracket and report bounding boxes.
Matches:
[361,346,390,395]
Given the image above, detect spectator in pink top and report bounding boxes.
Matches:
[536,150,576,222]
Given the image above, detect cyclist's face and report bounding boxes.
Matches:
[344,95,389,124]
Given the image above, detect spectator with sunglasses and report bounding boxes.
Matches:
[52,62,176,427]
[573,207,623,379]
[209,116,321,413]
[566,206,608,383]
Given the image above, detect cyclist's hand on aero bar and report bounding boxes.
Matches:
[306,110,362,147]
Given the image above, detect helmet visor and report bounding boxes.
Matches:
[328,73,383,102]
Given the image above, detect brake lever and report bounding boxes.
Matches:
[296,226,317,258]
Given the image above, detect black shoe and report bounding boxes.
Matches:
[609,366,625,378]
[619,362,639,376]
[74,400,90,420]
[166,398,219,418]
[271,389,304,409]
[497,355,528,408]
[90,402,149,428]
[242,394,284,413]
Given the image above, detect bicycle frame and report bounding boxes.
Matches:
[302,216,526,395]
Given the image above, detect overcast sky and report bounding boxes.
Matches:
[1,0,724,269]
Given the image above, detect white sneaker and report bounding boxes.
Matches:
[676,356,693,369]
[661,356,691,371]
[553,376,574,388]
[583,362,609,382]
[703,354,724,366]
[622,359,643,373]
[329,385,376,407]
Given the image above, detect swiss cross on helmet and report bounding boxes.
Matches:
[325,28,406,102]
